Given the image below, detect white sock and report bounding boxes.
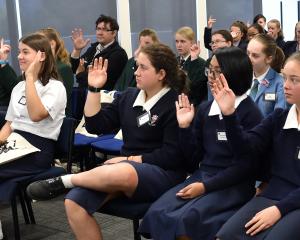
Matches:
[0,220,3,240]
[61,174,75,188]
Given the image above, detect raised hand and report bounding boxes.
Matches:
[76,58,85,74]
[245,206,281,236]
[176,182,205,199]
[25,51,44,81]
[71,28,90,51]
[0,38,11,61]
[207,16,216,29]
[175,94,195,128]
[190,41,201,61]
[211,74,236,116]
[88,57,108,88]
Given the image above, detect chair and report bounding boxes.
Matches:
[1,117,76,240]
[99,198,152,240]
[90,137,124,160]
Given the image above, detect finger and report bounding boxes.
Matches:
[250,223,267,236]
[245,216,257,228]
[102,58,108,72]
[93,58,99,70]
[182,94,190,108]
[219,73,229,89]
[246,219,261,235]
[190,104,195,115]
[178,94,183,108]
[175,101,180,112]
[197,40,201,48]
[79,58,85,65]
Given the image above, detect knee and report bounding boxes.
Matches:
[65,199,88,223]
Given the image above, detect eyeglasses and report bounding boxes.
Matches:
[209,40,227,46]
[96,27,114,32]
[205,67,222,79]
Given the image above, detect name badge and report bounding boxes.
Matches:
[18,96,26,105]
[137,112,150,127]
[217,131,227,141]
[264,93,276,101]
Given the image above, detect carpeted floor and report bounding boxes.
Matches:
[0,195,146,240]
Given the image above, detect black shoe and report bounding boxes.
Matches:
[26,177,66,201]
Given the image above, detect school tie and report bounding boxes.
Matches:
[250,79,259,99]
[94,43,104,57]
[179,58,185,68]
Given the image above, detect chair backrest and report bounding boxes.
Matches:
[54,117,76,160]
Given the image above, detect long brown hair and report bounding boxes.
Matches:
[20,33,58,85]
[139,43,190,94]
[38,27,70,65]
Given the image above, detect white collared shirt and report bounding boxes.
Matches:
[246,67,270,95]
[133,87,171,112]
[208,94,248,119]
[283,104,300,130]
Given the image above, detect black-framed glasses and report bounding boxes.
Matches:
[205,67,222,79]
[96,27,114,32]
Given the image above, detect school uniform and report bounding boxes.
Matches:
[0,64,20,106]
[0,79,66,199]
[276,36,286,50]
[138,95,263,240]
[283,40,298,59]
[178,56,207,105]
[114,57,137,91]
[65,87,187,214]
[217,105,300,240]
[249,67,286,117]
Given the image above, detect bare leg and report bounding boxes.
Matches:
[65,199,103,240]
[71,162,139,197]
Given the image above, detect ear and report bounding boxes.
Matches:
[266,55,273,65]
[158,69,166,81]
[39,52,46,62]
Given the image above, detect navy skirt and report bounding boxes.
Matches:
[65,160,186,214]
[138,169,255,240]
[216,196,300,240]
[0,130,55,180]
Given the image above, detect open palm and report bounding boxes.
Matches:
[212,74,236,116]
[175,94,195,128]
[71,28,90,51]
[88,57,108,88]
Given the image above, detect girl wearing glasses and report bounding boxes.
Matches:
[215,52,300,240]
[139,47,263,240]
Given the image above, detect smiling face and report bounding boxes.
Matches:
[282,59,300,106]
[18,41,38,72]
[175,33,193,58]
[134,52,165,93]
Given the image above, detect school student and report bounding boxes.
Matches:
[27,43,189,240]
[267,19,285,49]
[175,26,206,105]
[247,34,286,117]
[215,52,300,240]
[138,47,263,240]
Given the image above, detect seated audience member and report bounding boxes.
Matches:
[267,19,285,49]
[270,46,285,73]
[0,33,66,182]
[247,34,286,117]
[0,39,20,108]
[253,14,268,33]
[247,23,264,41]
[138,47,263,240]
[283,21,300,59]
[175,26,206,105]
[204,19,248,52]
[38,27,74,117]
[70,14,128,90]
[206,30,233,101]
[27,43,189,240]
[215,52,300,240]
[114,28,159,91]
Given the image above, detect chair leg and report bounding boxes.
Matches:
[18,188,30,224]
[23,189,36,224]
[11,197,21,240]
[133,219,141,240]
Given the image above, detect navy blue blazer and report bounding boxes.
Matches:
[283,41,298,59]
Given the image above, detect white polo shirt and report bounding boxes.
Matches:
[6,79,66,140]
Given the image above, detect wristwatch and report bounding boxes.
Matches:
[88,85,101,93]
